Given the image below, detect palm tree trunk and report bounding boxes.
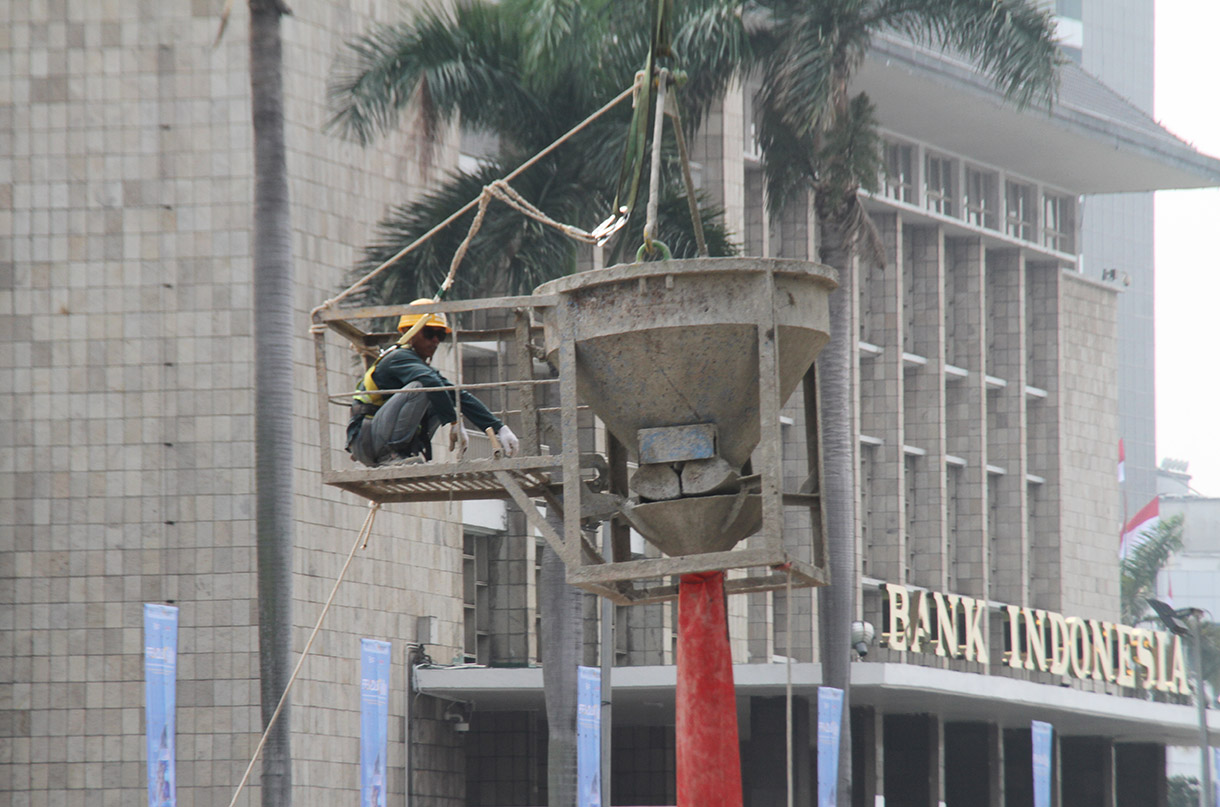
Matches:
[540,510,582,806]
[816,214,855,806]
[249,1,295,805]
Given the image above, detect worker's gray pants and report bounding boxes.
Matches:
[349,381,443,466]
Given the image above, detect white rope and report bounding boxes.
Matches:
[785,568,794,807]
[309,80,641,322]
[394,172,627,349]
[226,501,382,807]
[643,68,668,249]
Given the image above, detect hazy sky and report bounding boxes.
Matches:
[1153,2,1220,497]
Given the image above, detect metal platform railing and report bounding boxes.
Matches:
[310,261,832,605]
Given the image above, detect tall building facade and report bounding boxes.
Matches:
[4,3,1220,807]
[1075,0,1160,517]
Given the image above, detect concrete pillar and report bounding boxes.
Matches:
[1024,260,1064,613]
[945,237,990,603]
[903,224,949,592]
[984,249,1029,606]
[852,706,883,807]
[859,212,908,585]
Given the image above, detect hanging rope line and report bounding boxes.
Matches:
[666,92,708,258]
[785,568,794,807]
[310,79,641,323]
[226,502,382,807]
[642,67,669,255]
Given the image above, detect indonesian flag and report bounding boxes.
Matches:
[1120,496,1159,558]
[1117,439,1125,484]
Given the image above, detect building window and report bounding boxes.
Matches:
[458,126,501,174]
[1005,180,1035,241]
[882,140,915,204]
[860,445,874,578]
[964,166,998,229]
[904,455,918,583]
[463,530,491,664]
[1057,0,1081,19]
[744,90,763,161]
[535,537,544,664]
[946,466,960,593]
[1042,192,1075,252]
[925,153,955,216]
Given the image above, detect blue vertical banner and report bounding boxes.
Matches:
[817,686,845,807]
[577,665,602,807]
[1032,720,1053,807]
[360,639,392,807]
[1212,747,1219,807]
[144,603,179,807]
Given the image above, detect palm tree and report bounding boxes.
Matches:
[248,0,296,804]
[1121,514,1185,627]
[328,3,746,803]
[747,2,1062,801]
[1121,514,1220,698]
[328,0,746,302]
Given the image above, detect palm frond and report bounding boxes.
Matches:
[753,17,840,138]
[668,0,753,128]
[870,0,1063,109]
[327,2,539,146]
[1121,514,1185,626]
[815,92,883,215]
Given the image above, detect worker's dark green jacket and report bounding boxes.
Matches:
[345,346,504,447]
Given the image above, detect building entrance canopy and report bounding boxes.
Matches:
[416,661,1212,746]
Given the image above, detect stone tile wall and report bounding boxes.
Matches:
[1,1,464,804]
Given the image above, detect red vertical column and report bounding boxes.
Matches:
[675,571,743,807]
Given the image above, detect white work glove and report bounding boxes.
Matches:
[448,422,469,457]
[497,425,520,458]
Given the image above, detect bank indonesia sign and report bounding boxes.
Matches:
[882,583,1192,692]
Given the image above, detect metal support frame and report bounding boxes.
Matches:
[309,267,830,608]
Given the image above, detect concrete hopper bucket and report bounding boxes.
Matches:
[533,257,835,558]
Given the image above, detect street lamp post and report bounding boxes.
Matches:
[1149,599,1212,807]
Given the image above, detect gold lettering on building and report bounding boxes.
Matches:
[1090,620,1114,683]
[878,583,1179,690]
[885,584,911,651]
[911,590,933,654]
[1066,616,1091,679]
[1114,624,1135,687]
[933,592,960,658]
[1023,609,1048,672]
[1155,631,1174,693]
[1047,612,1070,676]
[1170,634,1190,695]
[961,596,988,665]
[1133,629,1156,690]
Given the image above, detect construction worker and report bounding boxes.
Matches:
[346,299,520,466]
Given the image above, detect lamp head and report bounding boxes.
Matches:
[851,620,876,657]
[1148,598,1190,636]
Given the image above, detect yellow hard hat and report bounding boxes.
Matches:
[397,298,451,333]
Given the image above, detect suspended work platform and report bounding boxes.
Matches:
[310,257,837,604]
